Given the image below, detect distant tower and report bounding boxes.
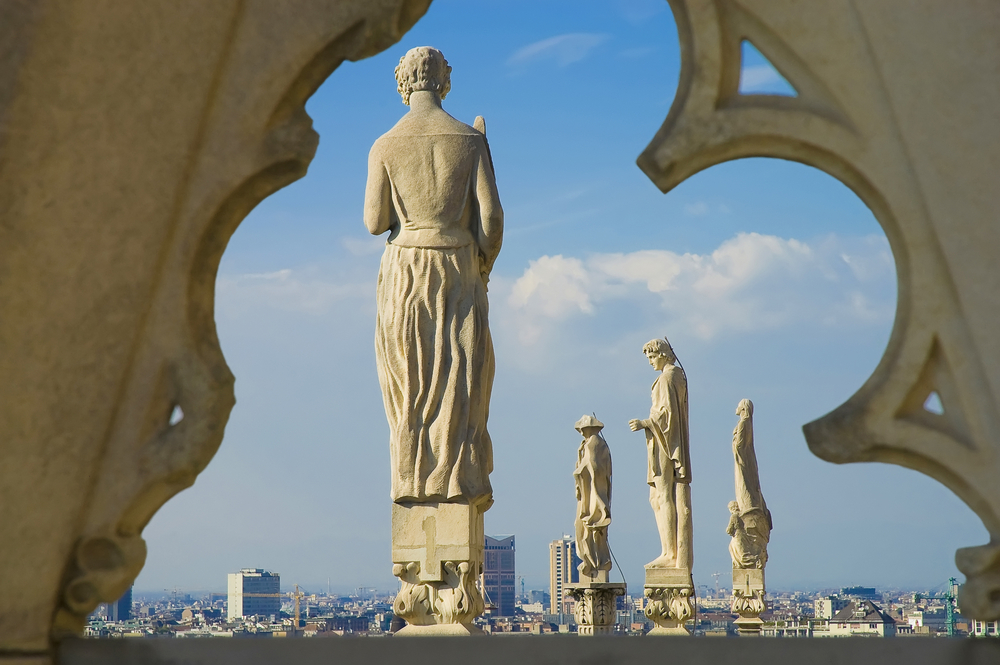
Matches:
[106,585,132,621]
[227,568,281,620]
[483,535,516,616]
[549,535,580,615]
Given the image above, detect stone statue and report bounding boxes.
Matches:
[726,501,758,568]
[364,46,502,635]
[566,415,624,636]
[365,46,502,509]
[730,399,771,568]
[573,415,612,580]
[629,336,695,635]
[628,337,693,569]
[728,398,771,634]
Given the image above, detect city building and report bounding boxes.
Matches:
[483,535,516,616]
[971,620,999,637]
[825,600,896,637]
[227,568,281,620]
[841,586,879,600]
[548,535,580,615]
[815,596,850,619]
[98,585,132,622]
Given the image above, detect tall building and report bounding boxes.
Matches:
[105,585,132,622]
[549,535,580,615]
[227,568,281,620]
[815,596,850,619]
[483,535,516,616]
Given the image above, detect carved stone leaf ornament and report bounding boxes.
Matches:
[0,0,431,655]
[640,0,1000,620]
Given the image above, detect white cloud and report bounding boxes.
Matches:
[508,33,609,68]
[504,232,895,344]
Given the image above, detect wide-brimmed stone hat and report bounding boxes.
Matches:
[574,414,605,432]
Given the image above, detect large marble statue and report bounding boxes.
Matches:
[364,46,503,635]
[566,415,624,636]
[573,415,612,579]
[629,337,695,635]
[727,398,771,635]
[628,338,693,569]
[730,399,771,569]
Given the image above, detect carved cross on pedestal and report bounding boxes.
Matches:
[392,503,482,583]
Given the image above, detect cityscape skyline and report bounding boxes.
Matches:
[135,0,987,596]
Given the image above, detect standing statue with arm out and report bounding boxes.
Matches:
[364,46,502,635]
[629,337,695,635]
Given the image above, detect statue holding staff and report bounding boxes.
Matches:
[629,337,693,570]
[573,415,613,579]
[365,46,502,634]
[364,46,502,509]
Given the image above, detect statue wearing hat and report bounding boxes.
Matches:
[566,415,624,636]
[573,415,613,581]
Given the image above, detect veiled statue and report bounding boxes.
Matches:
[573,415,613,579]
[629,337,693,569]
[364,47,502,509]
[728,399,771,569]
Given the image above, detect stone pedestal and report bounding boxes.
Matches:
[731,568,766,636]
[391,502,485,636]
[643,566,695,635]
[565,578,625,636]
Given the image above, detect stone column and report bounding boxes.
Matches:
[391,503,485,635]
[731,569,766,636]
[643,566,695,635]
[566,571,625,636]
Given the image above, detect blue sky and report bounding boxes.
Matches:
[136,0,986,597]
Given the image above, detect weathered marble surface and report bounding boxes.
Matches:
[573,415,613,580]
[628,338,692,571]
[0,0,430,657]
[640,0,1000,621]
[728,399,771,570]
[366,46,502,634]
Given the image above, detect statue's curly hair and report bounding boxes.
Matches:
[642,337,676,362]
[395,46,452,105]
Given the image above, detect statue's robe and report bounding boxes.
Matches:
[733,412,772,544]
[574,433,613,575]
[364,109,502,507]
[644,364,691,485]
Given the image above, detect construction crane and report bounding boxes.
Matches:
[913,577,958,637]
[711,572,722,597]
[292,584,308,628]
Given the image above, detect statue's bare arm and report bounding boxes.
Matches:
[363,146,393,236]
[474,143,503,276]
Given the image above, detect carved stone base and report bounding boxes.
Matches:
[643,566,695,636]
[394,622,484,636]
[391,502,485,634]
[566,581,625,636]
[732,568,766,635]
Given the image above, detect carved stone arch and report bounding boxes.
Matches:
[0,0,431,654]
[639,0,1000,620]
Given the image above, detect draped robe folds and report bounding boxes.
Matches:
[364,110,502,507]
[733,412,772,545]
[574,433,613,575]
[727,513,757,568]
[644,365,691,485]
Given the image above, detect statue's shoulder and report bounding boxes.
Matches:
[381,110,482,138]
